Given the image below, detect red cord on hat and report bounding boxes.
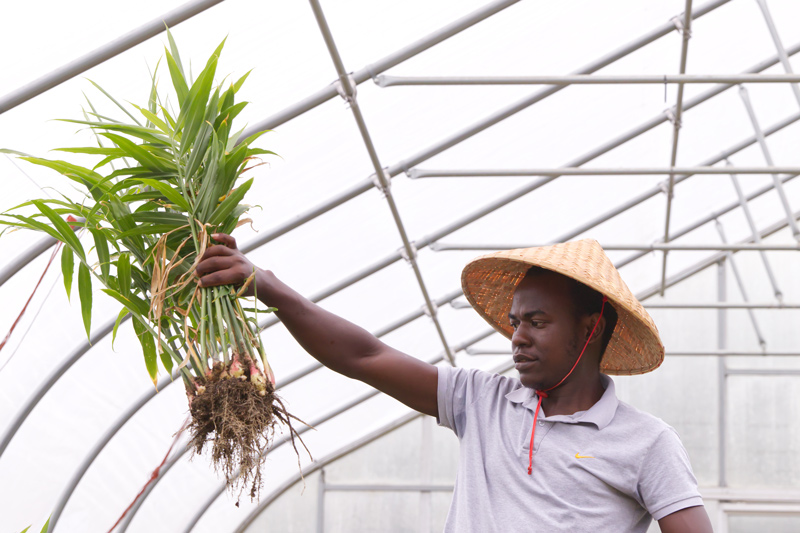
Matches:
[527,296,607,475]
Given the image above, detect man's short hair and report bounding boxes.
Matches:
[525,266,619,358]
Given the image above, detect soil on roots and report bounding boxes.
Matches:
[188,361,308,501]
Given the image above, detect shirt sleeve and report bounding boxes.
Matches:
[637,427,705,521]
[437,365,496,438]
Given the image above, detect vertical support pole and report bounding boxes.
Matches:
[660,0,695,295]
[317,469,326,533]
[738,85,800,240]
[419,417,433,533]
[727,162,783,301]
[715,220,768,350]
[717,260,728,489]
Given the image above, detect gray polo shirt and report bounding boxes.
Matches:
[437,366,703,532]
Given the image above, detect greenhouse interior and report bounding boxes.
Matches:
[1,0,800,531]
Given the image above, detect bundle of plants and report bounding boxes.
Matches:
[0,33,309,500]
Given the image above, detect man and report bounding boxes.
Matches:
[196,234,712,532]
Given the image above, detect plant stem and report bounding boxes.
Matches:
[213,287,229,365]
[205,286,218,361]
[225,295,254,363]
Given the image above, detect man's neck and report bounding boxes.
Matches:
[540,372,605,417]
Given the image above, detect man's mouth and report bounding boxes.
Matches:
[513,353,539,369]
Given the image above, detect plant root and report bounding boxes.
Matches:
[188,359,310,502]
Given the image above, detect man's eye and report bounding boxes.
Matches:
[510,322,519,330]
[531,320,543,327]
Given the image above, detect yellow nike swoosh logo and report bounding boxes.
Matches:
[575,453,594,459]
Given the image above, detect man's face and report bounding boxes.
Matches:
[508,272,584,390]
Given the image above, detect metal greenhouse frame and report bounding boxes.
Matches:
[1,0,799,530]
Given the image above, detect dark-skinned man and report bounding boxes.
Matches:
[195,234,713,533]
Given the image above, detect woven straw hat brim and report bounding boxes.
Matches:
[461,239,664,376]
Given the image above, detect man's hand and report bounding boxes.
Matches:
[195,233,261,298]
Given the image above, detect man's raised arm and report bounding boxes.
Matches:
[195,233,439,417]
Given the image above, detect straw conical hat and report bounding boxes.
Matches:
[461,239,664,375]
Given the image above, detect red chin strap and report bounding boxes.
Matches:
[527,296,607,475]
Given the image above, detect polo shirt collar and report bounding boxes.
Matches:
[504,374,619,430]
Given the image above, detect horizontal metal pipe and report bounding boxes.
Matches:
[645,302,800,309]
[726,368,800,376]
[377,73,800,86]
[451,300,800,310]
[324,483,453,492]
[0,0,226,114]
[409,166,800,178]
[466,348,800,357]
[430,243,800,252]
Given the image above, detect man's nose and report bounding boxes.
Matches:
[511,325,531,348]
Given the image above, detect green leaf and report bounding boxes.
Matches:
[112,308,129,351]
[61,245,74,301]
[133,105,171,135]
[208,177,253,226]
[52,146,124,156]
[215,101,247,130]
[58,119,170,145]
[131,211,189,226]
[19,526,30,533]
[147,57,161,123]
[32,200,85,261]
[89,228,110,280]
[132,318,158,384]
[100,133,172,172]
[177,40,224,155]
[85,78,143,126]
[19,156,108,200]
[233,69,252,93]
[101,288,150,316]
[40,516,51,533]
[166,49,189,105]
[1,214,64,243]
[78,262,93,341]
[166,26,186,77]
[160,344,174,375]
[116,224,182,238]
[118,252,131,297]
[132,178,191,211]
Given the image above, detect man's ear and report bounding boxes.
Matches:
[585,313,606,344]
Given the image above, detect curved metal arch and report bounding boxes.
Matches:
[0,0,227,115]
[0,314,125,459]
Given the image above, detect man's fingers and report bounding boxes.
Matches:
[211,232,237,249]
[197,268,241,288]
[200,244,236,262]
[196,255,237,278]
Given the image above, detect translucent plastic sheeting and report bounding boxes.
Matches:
[1,0,800,531]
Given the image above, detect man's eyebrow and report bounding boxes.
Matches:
[508,310,546,320]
